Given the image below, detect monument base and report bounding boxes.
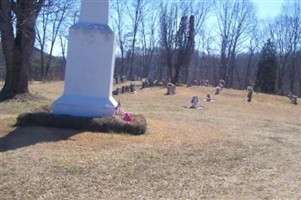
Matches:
[52,95,117,117]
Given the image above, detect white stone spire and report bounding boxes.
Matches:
[79,0,109,24]
[52,0,117,117]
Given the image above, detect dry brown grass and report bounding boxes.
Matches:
[1,81,301,200]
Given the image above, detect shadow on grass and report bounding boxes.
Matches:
[0,112,147,152]
[15,112,147,135]
[0,126,80,152]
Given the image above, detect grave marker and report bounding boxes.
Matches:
[52,0,117,117]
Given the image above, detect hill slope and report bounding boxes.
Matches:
[0,82,300,199]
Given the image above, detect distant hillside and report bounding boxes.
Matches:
[0,46,64,81]
[30,47,65,80]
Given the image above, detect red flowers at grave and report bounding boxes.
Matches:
[123,112,134,122]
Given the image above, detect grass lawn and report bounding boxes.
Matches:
[1,81,301,199]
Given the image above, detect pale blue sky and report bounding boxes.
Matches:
[252,0,284,19]
[51,0,286,56]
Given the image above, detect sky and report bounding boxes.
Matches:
[50,0,286,57]
[252,0,284,19]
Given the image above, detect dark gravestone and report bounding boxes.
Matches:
[190,96,199,108]
[219,79,225,89]
[115,87,121,95]
[247,86,253,102]
[166,83,176,95]
[291,96,298,105]
[193,80,197,86]
[130,82,136,93]
[288,92,298,105]
[215,86,221,95]
[121,86,126,93]
[121,75,126,83]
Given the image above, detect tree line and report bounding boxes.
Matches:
[111,0,301,96]
[0,0,300,100]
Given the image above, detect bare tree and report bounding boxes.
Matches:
[243,23,260,89]
[35,0,78,79]
[196,30,216,84]
[137,2,160,78]
[268,16,291,94]
[181,0,211,37]
[0,0,45,100]
[215,0,256,87]
[111,0,128,77]
[44,0,77,77]
[159,2,179,83]
[179,0,212,84]
[284,1,301,94]
[268,0,301,95]
[159,1,211,84]
[36,2,51,79]
[126,0,146,80]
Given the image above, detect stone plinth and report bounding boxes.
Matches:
[52,0,117,117]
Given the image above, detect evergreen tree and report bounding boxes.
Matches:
[255,39,278,94]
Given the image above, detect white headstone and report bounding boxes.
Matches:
[52,0,118,117]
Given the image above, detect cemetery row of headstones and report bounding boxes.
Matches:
[113,78,160,96]
[112,82,136,95]
[187,80,225,109]
[112,76,298,106]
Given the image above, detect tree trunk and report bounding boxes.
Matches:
[0,0,44,100]
[276,54,289,94]
[40,46,45,79]
[174,62,183,84]
[0,38,32,100]
[220,47,227,82]
[129,30,137,80]
[167,60,173,83]
[120,46,125,76]
[298,65,301,97]
[277,63,286,94]
[289,53,297,93]
[244,51,254,89]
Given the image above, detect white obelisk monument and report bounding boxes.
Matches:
[52,0,118,117]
